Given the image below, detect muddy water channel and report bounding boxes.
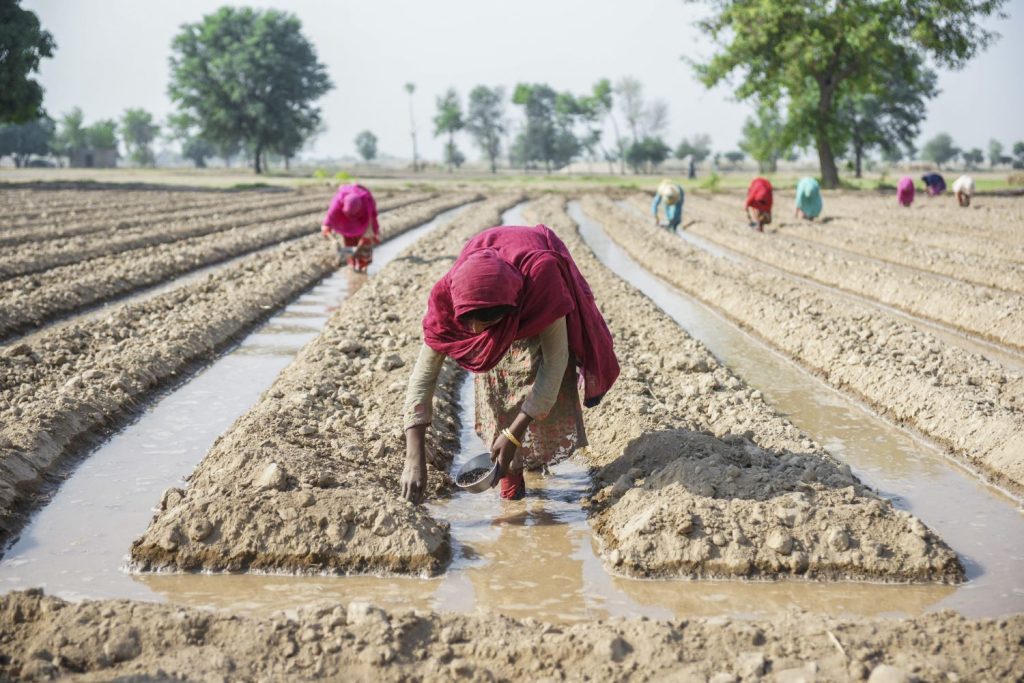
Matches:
[1,200,1019,625]
[569,200,1024,618]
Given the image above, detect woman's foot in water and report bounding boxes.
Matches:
[499,470,526,500]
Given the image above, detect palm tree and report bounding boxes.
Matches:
[405,83,419,172]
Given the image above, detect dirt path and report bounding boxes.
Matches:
[0,196,479,553]
[524,196,960,582]
[0,194,473,341]
[129,195,521,576]
[587,194,1024,497]
[3,589,1021,681]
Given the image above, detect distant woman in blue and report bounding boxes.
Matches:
[922,173,946,196]
[794,176,822,220]
[652,180,685,232]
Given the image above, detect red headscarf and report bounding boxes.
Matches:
[745,177,773,213]
[423,225,619,407]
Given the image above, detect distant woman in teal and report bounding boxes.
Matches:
[794,177,822,220]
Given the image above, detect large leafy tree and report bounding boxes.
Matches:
[121,108,160,166]
[835,53,937,177]
[434,88,464,172]
[465,85,505,173]
[988,139,1003,167]
[0,0,55,123]
[168,7,332,174]
[689,0,1007,188]
[0,116,54,166]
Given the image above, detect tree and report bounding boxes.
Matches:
[689,0,1008,188]
[121,108,160,166]
[1012,142,1024,170]
[465,85,505,173]
[961,148,984,170]
[676,133,712,178]
[168,7,332,174]
[404,82,419,171]
[724,150,745,167]
[0,0,56,123]
[355,130,378,162]
[988,139,1004,167]
[581,78,622,173]
[444,141,465,169]
[52,107,87,164]
[615,77,645,143]
[182,136,215,168]
[739,101,790,173]
[85,119,118,153]
[0,116,54,166]
[921,133,959,169]
[835,53,937,177]
[511,83,593,172]
[625,137,670,174]
[434,88,464,172]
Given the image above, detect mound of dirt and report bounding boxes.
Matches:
[3,590,1021,682]
[588,430,960,581]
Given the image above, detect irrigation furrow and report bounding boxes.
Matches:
[0,192,479,346]
[587,194,1024,497]
[522,195,960,582]
[0,195,480,551]
[667,196,1024,353]
[129,195,521,575]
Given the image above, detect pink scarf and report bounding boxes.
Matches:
[423,225,619,407]
[324,184,378,238]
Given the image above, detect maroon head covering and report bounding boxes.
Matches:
[423,225,619,407]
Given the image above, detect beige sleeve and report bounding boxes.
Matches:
[403,343,446,429]
[522,317,570,419]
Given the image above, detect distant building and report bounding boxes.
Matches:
[69,148,117,168]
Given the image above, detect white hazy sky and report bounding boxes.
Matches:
[24,0,1024,162]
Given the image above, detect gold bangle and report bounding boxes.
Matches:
[501,427,522,448]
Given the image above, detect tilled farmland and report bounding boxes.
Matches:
[0,183,1021,681]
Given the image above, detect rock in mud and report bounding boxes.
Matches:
[255,462,288,491]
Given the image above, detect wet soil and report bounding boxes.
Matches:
[3,589,1021,682]
[0,195,478,552]
[590,194,1024,497]
[522,195,961,583]
[129,196,522,576]
[456,468,491,486]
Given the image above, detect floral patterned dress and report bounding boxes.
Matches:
[475,337,587,471]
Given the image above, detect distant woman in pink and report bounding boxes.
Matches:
[321,184,380,272]
[897,176,915,207]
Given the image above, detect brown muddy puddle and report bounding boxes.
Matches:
[0,201,1018,624]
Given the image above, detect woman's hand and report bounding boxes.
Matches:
[489,432,518,479]
[401,425,428,504]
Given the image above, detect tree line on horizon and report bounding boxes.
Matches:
[1,0,1020,180]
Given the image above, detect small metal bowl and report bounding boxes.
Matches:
[454,453,500,493]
